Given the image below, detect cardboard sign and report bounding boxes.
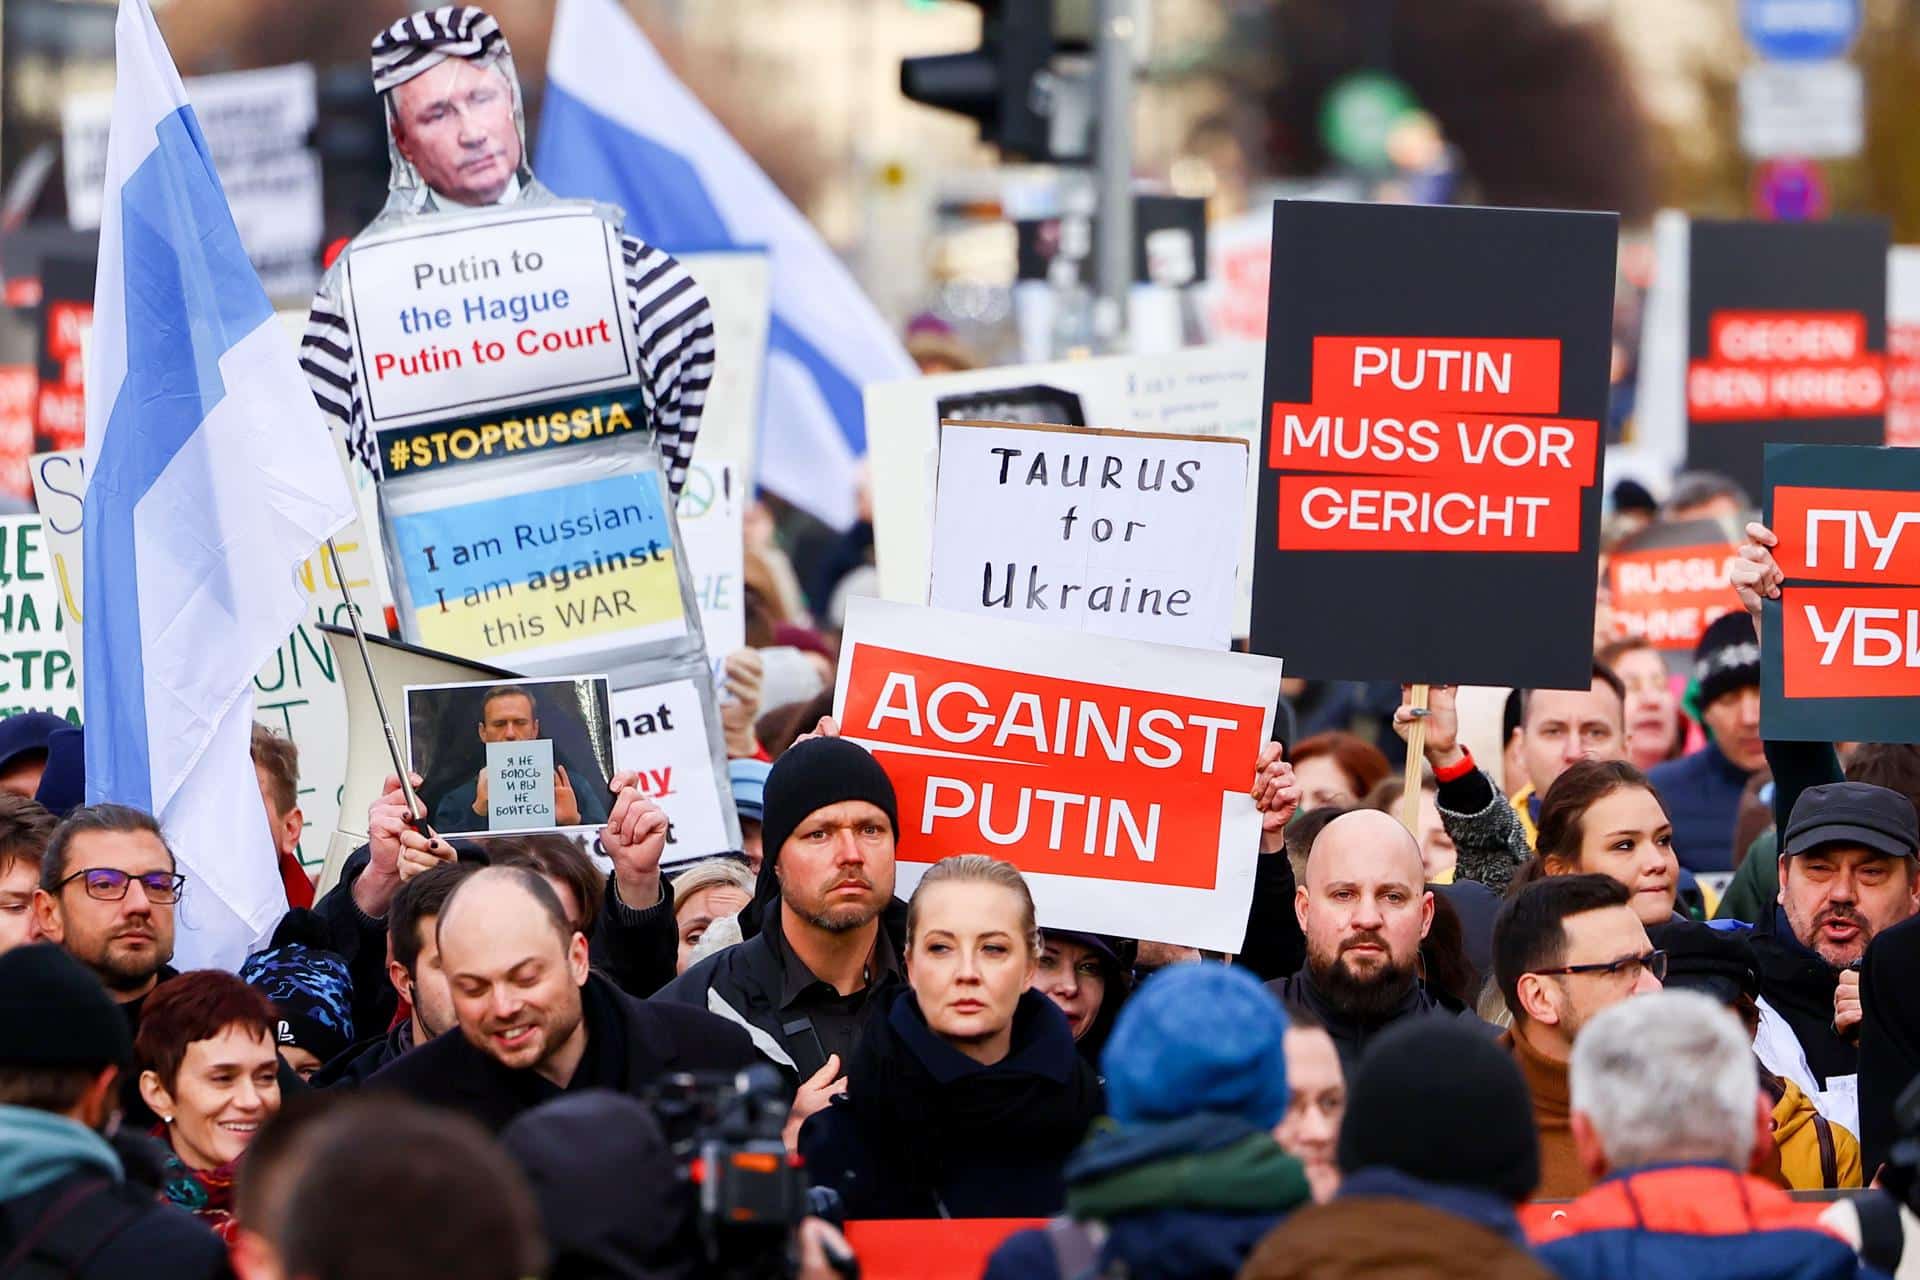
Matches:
[487,739,556,830]
[405,676,616,837]
[928,421,1247,649]
[1762,443,1920,742]
[64,63,323,300]
[869,343,1267,631]
[675,461,746,668]
[832,597,1282,952]
[610,675,739,864]
[1606,518,1741,656]
[342,206,639,473]
[0,515,78,723]
[1686,219,1889,497]
[1252,200,1616,689]
[676,251,769,486]
[383,454,690,672]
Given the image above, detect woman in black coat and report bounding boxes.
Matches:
[798,856,1105,1220]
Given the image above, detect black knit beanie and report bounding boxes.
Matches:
[1691,610,1760,712]
[743,736,899,937]
[0,943,133,1069]
[1338,1017,1541,1203]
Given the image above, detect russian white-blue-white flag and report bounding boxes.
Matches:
[83,0,356,970]
[539,0,915,531]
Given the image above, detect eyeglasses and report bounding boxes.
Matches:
[57,868,186,904]
[1532,949,1667,984]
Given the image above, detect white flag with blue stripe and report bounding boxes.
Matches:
[539,0,915,531]
[83,0,356,970]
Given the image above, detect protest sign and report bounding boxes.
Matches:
[1252,200,1616,689]
[1761,442,1920,742]
[1606,518,1741,659]
[927,421,1247,649]
[405,676,616,837]
[0,307,35,509]
[27,447,378,873]
[34,256,90,458]
[610,674,740,865]
[1889,246,1920,447]
[342,206,639,466]
[0,515,78,723]
[675,461,746,668]
[676,251,769,484]
[869,342,1267,631]
[64,63,322,299]
[833,597,1282,953]
[382,444,694,676]
[487,739,557,831]
[1686,219,1888,496]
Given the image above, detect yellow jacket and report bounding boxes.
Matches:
[1769,1075,1862,1191]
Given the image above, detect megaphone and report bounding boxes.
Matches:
[313,624,513,895]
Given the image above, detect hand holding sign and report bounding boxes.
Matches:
[358,772,446,917]
[720,648,765,758]
[1252,744,1300,854]
[604,771,670,910]
[554,765,580,826]
[1392,684,1465,771]
[1731,522,1785,620]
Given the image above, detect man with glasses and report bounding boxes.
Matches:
[1492,874,1663,1198]
[31,804,183,1020]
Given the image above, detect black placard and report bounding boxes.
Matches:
[1250,200,1617,690]
[1685,218,1889,499]
[1761,442,1920,745]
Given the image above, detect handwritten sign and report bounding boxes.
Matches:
[675,462,746,668]
[1763,442,1920,742]
[0,515,78,723]
[487,738,556,830]
[928,421,1247,649]
[834,597,1281,952]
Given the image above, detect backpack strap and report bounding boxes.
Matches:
[1813,1112,1839,1189]
[0,1179,139,1280]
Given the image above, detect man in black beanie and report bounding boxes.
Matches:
[0,945,228,1278]
[654,735,904,1142]
[1240,1018,1555,1279]
[1648,609,1766,872]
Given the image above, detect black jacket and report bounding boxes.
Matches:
[1752,907,1855,1089]
[1267,965,1478,1070]
[0,1123,230,1280]
[367,972,755,1133]
[1233,853,1307,982]
[1860,912,1920,1177]
[652,903,907,1087]
[312,1021,413,1090]
[799,989,1104,1220]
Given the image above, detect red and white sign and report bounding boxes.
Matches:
[832,597,1282,952]
[1267,335,1600,554]
[1687,309,1885,421]
[1606,527,1741,653]
[1775,479,1920,702]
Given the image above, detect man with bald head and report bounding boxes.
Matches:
[1267,808,1475,1067]
[366,866,753,1132]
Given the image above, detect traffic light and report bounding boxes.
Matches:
[901,0,1087,162]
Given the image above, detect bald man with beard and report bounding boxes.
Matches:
[368,866,753,1133]
[1268,809,1479,1068]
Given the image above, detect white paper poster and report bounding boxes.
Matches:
[487,738,556,830]
[833,597,1282,953]
[867,343,1267,632]
[64,63,323,299]
[929,422,1248,649]
[675,461,746,667]
[0,515,79,724]
[610,677,735,864]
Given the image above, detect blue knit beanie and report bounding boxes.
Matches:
[1102,963,1290,1129]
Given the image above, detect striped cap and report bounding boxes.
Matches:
[370,6,507,95]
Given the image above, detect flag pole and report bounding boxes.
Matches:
[323,537,425,823]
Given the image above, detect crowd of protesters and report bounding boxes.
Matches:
[6,500,1920,1280]
[8,4,1920,1278]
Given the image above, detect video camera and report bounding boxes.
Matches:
[643,1065,853,1279]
